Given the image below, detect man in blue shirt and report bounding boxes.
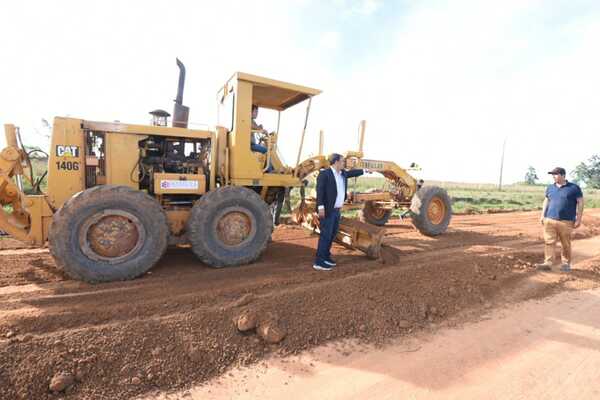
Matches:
[536,167,584,272]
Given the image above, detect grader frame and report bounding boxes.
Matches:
[0,61,451,283]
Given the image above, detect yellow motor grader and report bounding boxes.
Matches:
[0,59,451,282]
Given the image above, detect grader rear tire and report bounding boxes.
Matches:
[48,185,169,283]
[359,201,392,226]
[187,186,272,267]
[410,186,452,236]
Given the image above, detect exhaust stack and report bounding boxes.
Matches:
[172,58,190,128]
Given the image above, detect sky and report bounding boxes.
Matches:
[1,0,599,184]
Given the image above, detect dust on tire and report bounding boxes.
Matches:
[410,186,452,236]
[359,200,392,226]
[187,186,272,267]
[48,185,169,283]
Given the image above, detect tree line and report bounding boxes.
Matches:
[524,155,600,188]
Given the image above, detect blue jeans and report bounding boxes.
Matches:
[315,208,340,264]
[251,143,267,154]
[251,144,274,172]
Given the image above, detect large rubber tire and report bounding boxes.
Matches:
[410,186,452,236]
[187,186,273,267]
[359,201,392,226]
[48,185,169,283]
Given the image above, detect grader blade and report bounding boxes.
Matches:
[292,203,386,259]
[335,217,386,259]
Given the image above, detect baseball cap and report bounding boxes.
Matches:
[548,167,566,175]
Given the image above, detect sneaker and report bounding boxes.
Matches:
[323,258,337,267]
[313,263,333,271]
[560,264,571,272]
[535,262,552,271]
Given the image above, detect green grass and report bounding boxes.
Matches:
[433,181,600,214]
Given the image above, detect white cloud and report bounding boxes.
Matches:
[350,0,382,16]
[319,31,341,49]
[331,0,382,16]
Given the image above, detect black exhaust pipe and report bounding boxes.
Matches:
[172,58,190,128]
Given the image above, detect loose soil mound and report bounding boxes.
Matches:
[1,212,600,399]
[0,237,35,251]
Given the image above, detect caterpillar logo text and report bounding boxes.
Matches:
[56,145,80,158]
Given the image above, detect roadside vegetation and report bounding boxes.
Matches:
[431,181,600,214]
[289,176,600,217]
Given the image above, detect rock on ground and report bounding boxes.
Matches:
[49,372,74,393]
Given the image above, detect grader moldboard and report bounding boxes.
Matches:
[0,59,452,283]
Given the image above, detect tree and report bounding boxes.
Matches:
[524,166,538,185]
[573,155,600,189]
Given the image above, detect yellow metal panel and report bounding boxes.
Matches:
[230,173,303,188]
[4,124,18,147]
[215,126,228,184]
[261,173,303,187]
[46,117,86,209]
[229,80,263,180]
[350,192,392,202]
[105,133,140,189]
[82,121,212,140]
[154,173,206,195]
[358,159,418,199]
[209,130,217,191]
[23,195,54,245]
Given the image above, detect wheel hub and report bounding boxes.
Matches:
[370,206,387,219]
[80,210,145,263]
[216,210,254,246]
[427,197,446,225]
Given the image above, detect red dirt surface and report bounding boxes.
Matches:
[1,211,600,399]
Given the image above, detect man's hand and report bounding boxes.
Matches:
[540,198,548,226]
[575,197,584,229]
[318,208,325,219]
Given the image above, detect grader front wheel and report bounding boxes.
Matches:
[410,186,452,236]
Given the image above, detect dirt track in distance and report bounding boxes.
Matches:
[1,211,600,399]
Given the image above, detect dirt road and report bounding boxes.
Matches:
[1,211,600,399]
[155,238,600,400]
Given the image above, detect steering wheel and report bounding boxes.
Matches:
[256,131,272,146]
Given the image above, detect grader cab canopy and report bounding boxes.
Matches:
[220,72,321,111]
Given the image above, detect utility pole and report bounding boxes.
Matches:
[498,137,507,191]
[318,129,324,155]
